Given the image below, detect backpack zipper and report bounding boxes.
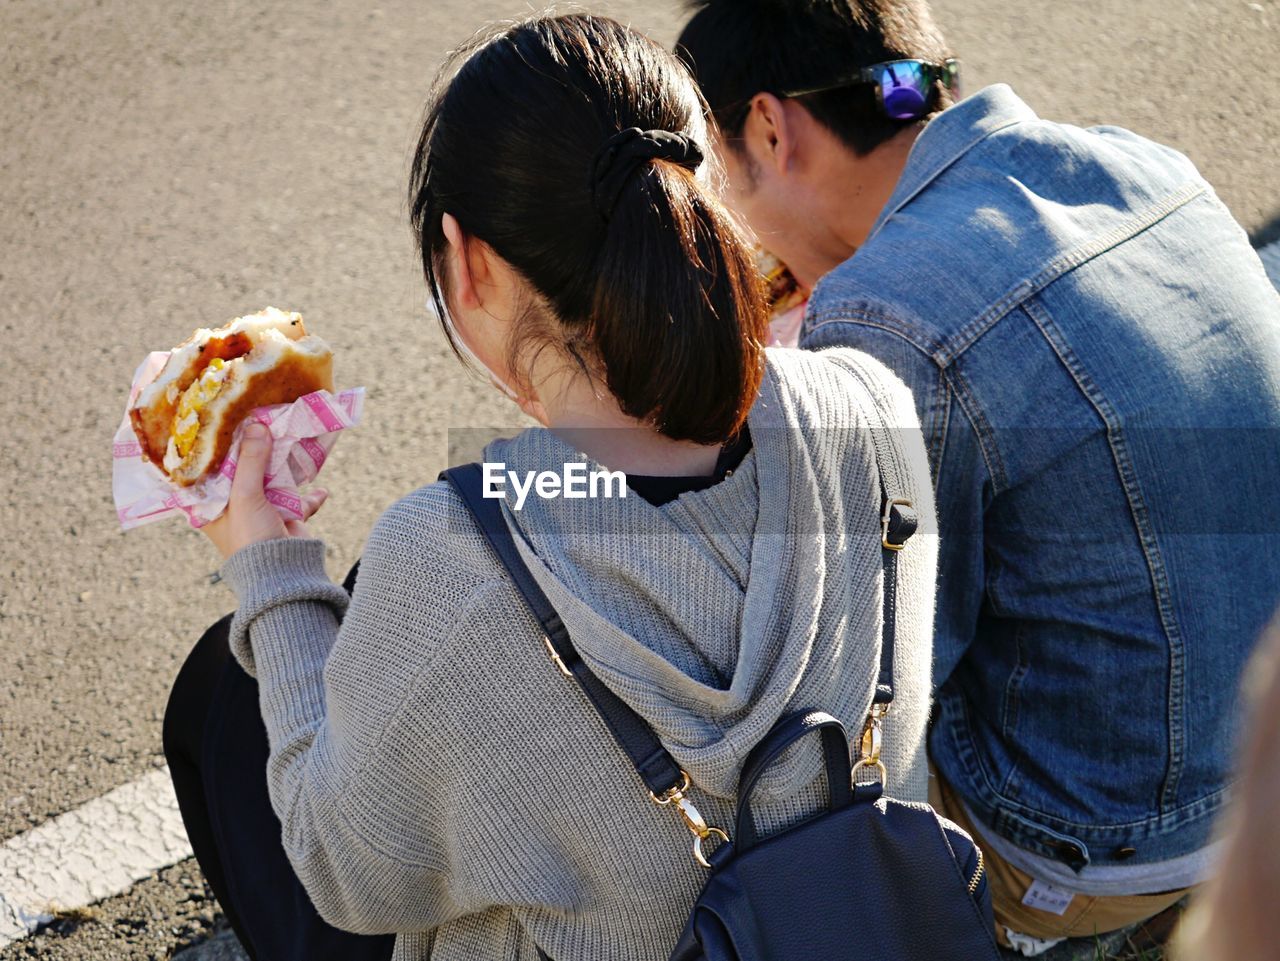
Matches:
[968,845,985,895]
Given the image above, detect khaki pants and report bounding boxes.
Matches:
[929,773,1190,948]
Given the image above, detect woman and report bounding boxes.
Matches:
[163,14,937,961]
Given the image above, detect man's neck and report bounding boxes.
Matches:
[807,126,919,279]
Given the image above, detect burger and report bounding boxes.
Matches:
[130,307,334,486]
[757,249,806,317]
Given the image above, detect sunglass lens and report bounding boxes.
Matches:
[874,61,930,120]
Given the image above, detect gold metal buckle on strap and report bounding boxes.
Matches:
[650,771,729,868]
[541,635,573,678]
[881,498,913,551]
[851,703,889,786]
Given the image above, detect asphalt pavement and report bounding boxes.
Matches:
[1,0,1277,957]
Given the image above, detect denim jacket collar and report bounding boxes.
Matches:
[867,84,1038,245]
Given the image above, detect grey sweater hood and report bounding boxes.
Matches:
[487,348,935,802]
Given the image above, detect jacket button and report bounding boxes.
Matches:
[1055,841,1084,861]
[1115,847,1137,860]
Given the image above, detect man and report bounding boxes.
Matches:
[677,0,1280,954]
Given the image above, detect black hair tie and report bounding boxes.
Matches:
[589,127,704,221]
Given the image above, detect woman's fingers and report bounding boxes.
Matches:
[201,426,333,558]
[200,422,289,559]
[279,488,328,540]
[300,487,329,521]
[232,422,273,502]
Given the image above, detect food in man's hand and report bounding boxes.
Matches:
[756,249,806,317]
[130,307,334,486]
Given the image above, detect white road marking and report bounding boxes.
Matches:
[0,768,192,947]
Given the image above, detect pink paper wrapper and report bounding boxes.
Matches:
[113,351,364,530]
[767,300,808,349]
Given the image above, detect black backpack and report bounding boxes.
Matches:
[443,435,999,960]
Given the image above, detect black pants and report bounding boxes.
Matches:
[163,563,394,961]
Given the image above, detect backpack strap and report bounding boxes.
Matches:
[441,463,686,799]
[871,441,918,706]
[853,381,920,783]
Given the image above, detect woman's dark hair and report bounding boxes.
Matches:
[676,0,953,157]
[409,14,768,445]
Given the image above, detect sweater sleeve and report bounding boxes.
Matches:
[216,490,498,935]
[220,537,349,678]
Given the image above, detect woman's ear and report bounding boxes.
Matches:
[441,212,481,310]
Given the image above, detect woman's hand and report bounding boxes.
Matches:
[201,422,329,560]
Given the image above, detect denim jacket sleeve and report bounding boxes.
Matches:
[802,315,992,685]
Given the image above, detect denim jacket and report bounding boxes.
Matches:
[803,85,1280,869]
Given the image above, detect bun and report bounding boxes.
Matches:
[130,308,334,486]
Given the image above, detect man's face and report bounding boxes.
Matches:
[711,95,917,291]
[711,122,830,291]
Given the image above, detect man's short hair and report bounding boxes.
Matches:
[676,0,954,157]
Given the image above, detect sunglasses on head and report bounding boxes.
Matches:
[777,58,961,121]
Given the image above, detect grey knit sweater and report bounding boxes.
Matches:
[221,346,938,961]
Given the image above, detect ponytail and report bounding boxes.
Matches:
[591,157,766,442]
[409,14,768,443]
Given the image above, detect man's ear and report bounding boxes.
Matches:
[744,92,796,177]
[441,212,484,310]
